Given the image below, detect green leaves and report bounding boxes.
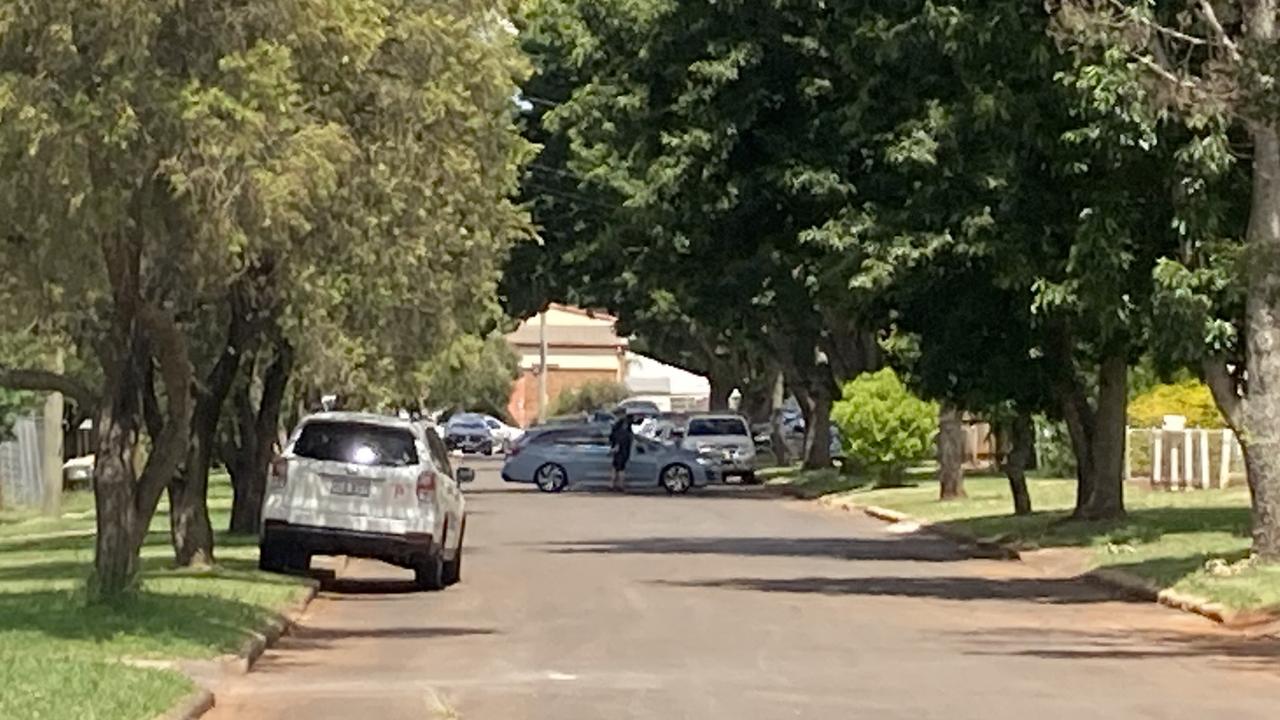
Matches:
[833,369,938,483]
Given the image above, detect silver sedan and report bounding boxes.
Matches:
[500,424,714,495]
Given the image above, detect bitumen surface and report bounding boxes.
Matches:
[205,459,1280,720]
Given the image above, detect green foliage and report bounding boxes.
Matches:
[1035,418,1078,478]
[1129,380,1226,429]
[417,334,519,418]
[550,380,630,416]
[832,370,938,484]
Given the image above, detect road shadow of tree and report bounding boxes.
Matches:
[544,535,992,563]
[951,626,1280,675]
[655,575,1125,604]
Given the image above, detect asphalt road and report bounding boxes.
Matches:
[206,459,1280,720]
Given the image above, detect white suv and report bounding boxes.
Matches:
[680,413,759,484]
[260,412,471,590]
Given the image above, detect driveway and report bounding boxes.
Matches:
[206,459,1280,720]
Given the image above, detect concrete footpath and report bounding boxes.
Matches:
[204,460,1280,720]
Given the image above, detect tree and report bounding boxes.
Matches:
[1053,0,1280,557]
[0,0,530,595]
[515,0,885,470]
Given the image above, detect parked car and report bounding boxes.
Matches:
[445,413,495,455]
[62,455,94,488]
[680,413,759,483]
[259,412,472,590]
[501,423,713,494]
[482,415,524,452]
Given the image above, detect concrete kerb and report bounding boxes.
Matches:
[817,494,1242,626]
[154,577,320,720]
[819,495,1020,561]
[154,689,215,720]
[221,579,321,675]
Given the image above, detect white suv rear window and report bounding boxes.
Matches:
[293,421,419,467]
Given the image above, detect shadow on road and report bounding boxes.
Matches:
[544,535,979,562]
[320,577,422,595]
[289,625,497,642]
[656,574,1126,604]
[954,626,1280,674]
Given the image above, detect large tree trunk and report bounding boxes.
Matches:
[767,372,790,465]
[707,364,736,412]
[1059,380,1095,518]
[92,401,144,598]
[1081,355,1127,519]
[799,384,833,470]
[1211,122,1280,560]
[168,303,252,566]
[937,404,966,500]
[228,345,292,535]
[91,305,194,600]
[1003,412,1034,516]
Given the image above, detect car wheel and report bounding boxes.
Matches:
[443,521,465,586]
[742,471,761,485]
[534,463,569,493]
[660,464,694,495]
[258,540,286,573]
[415,554,445,591]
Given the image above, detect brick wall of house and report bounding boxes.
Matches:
[507,368,621,428]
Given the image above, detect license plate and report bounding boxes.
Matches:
[329,477,371,497]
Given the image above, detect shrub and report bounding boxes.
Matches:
[550,380,631,416]
[832,369,938,484]
[1128,379,1226,429]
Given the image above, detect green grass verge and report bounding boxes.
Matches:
[0,474,310,720]
[770,468,1280,614]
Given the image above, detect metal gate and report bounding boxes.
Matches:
[0,414,45,509]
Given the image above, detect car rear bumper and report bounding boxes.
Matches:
[262,520,436,568]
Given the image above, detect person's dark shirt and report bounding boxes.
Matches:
[609,416,633,454]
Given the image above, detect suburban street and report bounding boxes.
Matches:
[206,460,1280,720]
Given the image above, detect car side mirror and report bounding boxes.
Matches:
[457,467,476,484]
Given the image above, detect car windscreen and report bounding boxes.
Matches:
[686,418,748,437]
[293,421,419,467]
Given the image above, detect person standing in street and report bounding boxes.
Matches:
[609,412,634,492]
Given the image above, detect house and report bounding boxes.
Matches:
[505,305,629,427]
[504,304,712,427]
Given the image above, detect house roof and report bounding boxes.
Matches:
[507,323,628,349]
[546,303,617,323]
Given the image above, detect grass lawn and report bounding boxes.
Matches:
[0,474,311,720]
[769,467,1280,615]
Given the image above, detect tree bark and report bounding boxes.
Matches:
[1232,121,1280,560]
[1081,354,1128,519]
[937,404,966,500]
[1003,412,1034,516]
[228,345,292,535]
[91,304,194,600]
[707,364,736,412]
[92,394,144,599]
[168,301,252,566]
[799,384,833,470]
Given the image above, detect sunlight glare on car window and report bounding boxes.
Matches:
[353,445,378,465]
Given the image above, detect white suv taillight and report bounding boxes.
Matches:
[269,457,288,489]
[416,470,437,502]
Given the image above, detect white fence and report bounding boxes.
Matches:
[1125,427,1245,490]
[0,413,46,508]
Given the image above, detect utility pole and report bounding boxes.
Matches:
[41,349,65,516]
[537,309,548,424]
